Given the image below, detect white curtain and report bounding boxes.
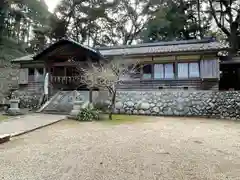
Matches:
[154,64,164,79]
[189,62,200,77]
[164,64,174,79]
[178,63,188,78]
[200,60,218,78]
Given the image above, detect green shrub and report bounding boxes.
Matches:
[77,107,101,121]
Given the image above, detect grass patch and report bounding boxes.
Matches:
[0,115,9,121]
[100,114,146,125]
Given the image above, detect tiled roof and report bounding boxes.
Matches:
[98,40,228,56]
[11,39,228,63]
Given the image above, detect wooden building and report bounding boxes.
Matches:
[12,38,227,95]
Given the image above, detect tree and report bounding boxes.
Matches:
[96,0,165,45]
[141,0,211,42]
[0,0,51,52]
[51,0,117,44]
[52,0,166,46]
[0,0,51,103]
[207,0,240,55]
[79,59,138,120]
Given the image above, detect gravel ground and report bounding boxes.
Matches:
[1,117,240,180]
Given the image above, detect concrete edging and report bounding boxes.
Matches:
[11,118,65,137]
[0,134,11,144]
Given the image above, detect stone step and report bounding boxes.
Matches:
[38,91,91,114]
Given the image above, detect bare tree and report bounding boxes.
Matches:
[79,59,138,120]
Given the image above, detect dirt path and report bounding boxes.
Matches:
[1,117,240,180]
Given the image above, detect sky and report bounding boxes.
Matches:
[45,0,60,13]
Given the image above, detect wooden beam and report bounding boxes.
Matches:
[202,54,217,60]
[52,61,85,67]
[177,55,201,61]
[21,63,44,68]
[153,56,175,62]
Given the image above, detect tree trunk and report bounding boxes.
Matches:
[109,90,116,120]
[197,0,202,38]
[89,88,93,103]
[229,22,239,57]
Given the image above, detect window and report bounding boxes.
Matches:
[36,68,44,75]
[142,64,152,79]
[189,62,200,77]
[178,63,188,78]
[66,67,78,76]
[178,62,200,78]
[28,68,34,76]
[154,64,164,79]
[154,63,174,79]
[164,63,174,79]
[54,67,65,76]
[200,60,218,78]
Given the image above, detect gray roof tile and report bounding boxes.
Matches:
[11,39,228,63]
[99,41,228,56]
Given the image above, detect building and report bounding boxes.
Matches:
[12,38,227,96]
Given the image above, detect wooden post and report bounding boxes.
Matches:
[64,67,67,76]
[140,64,143,80]
[174,56,178,79]
[89,88,93,103]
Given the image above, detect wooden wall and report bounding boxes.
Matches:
[17,53,220,91]
[117,79,219,90]
[116,53,220,90]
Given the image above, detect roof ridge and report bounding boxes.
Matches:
[97,38,217,50]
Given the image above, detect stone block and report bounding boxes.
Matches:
[0,134,11,144]
[7,99,21,116]
[68,100,84,119]
[115,102,123,109]
[126,101,134,108]
[139,103,150,110]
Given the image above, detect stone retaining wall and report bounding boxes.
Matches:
[12,90,42,109]
[114,91,240,120]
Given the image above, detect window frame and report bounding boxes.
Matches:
[142,61,200,80]
[153,63,175,80]
[142,64,153,80]
[28,68,35,76]
[177,61,200,79]
[189,61,200,78]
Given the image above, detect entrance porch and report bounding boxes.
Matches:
[35,39,103,94]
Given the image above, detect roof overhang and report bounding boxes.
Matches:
[11,39,229,64]
[99,41,229,57]
[33,39,104,61]
[11,54,34,63]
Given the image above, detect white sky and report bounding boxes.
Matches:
[45,0,60,13]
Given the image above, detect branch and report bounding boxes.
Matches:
[235,10,240,24]
[208,0,231,36]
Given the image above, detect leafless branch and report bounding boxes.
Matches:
[208,0,231,36]
[76,58,139,92]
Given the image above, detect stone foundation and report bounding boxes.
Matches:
[114,91,240,120]
[12,90,42,109]
[21,89,240,120]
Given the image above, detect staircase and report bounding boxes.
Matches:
[38,91,90,114]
